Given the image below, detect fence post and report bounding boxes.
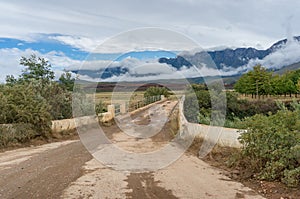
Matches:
[107,105,115,118]
[120,102,126,114]
[160,95,165,101]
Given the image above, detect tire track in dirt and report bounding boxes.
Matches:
[0,141,92,199]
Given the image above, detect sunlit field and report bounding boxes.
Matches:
[93,91,145,104]
[92,90,185,105]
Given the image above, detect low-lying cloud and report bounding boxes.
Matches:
[247,39,300,70]
[2,37,300,83]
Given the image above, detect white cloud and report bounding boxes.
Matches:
[79,28,199,53]
[69,60,114,71]
[247,39,300,70]
[98,65,217,82]
[2,0,300,83]
[50,35,103,52]
[1,0,300,49]
[0,48,26,82]
[129,63,175,75]
[2,37,300,84]
[89,58,227,82]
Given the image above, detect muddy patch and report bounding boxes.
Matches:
[126,172,178,199]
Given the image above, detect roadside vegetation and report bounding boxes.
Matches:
[0,54,76,147]
[0,56,174,148]
[143,86,172,98]
[235,65,300,98]
[184,84,280,128]
[1,56,299,189]
[231,101,300,187]
[185,65,300,128]
[185,64,300,188]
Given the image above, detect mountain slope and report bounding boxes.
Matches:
[159,36,300,70]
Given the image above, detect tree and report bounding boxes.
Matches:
[188,84,208,92]
[235,65,272,98]
[234,73,253,95]
[286,69,300,85]
[59,72,75,91]
[4,55,75,120]
[5,75,17,86]
[270,75,282,95]
[144,86,172,98]
[250,65,272,97]
[20,54,54,83]
[284,70,300,97]
[281,74,297,97]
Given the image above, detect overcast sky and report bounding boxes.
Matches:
[1,0,300,82]
[1,0,300,49]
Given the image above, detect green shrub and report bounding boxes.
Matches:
[0,123,36,147]
[72,92,95,117]
[95,100,107,115]
[282,167,300,187]
[0,82,52,136]
[41,82,72,120]
[231,105,300,187]
[144,86,171,98]
[0,55,76,147]
[183,93,199,123]
[184,87,280,128]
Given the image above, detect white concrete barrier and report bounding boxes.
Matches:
[51,116,98,133]
[52,96,167,133]
[179,96,243,148]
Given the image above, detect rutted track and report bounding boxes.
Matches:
[0,100,265,199]
[0,141,92,199]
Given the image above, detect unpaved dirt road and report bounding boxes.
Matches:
[0,101,265,199]
[0,141,92,199]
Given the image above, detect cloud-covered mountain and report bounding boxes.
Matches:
[159,36,300,72]
[1,34,300,83]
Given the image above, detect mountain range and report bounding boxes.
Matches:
[159,36,300,71]
[79,36,300,80]
[1,34,300,82]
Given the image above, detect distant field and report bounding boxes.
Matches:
[92,90,184,105]
[93,91,145,104]
[93,91,299,106]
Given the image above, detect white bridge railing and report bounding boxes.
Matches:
[178,96,243,148]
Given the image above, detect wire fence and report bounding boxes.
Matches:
[111,95,163,116]
[128,95,162,112]
[114,104,121,116]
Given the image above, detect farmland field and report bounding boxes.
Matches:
[93,90,185,105]
[93,91,145,104]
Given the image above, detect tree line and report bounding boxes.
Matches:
[234,65,300,98]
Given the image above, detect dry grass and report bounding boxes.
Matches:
[93,90,184,104]
[93,91,145,104]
